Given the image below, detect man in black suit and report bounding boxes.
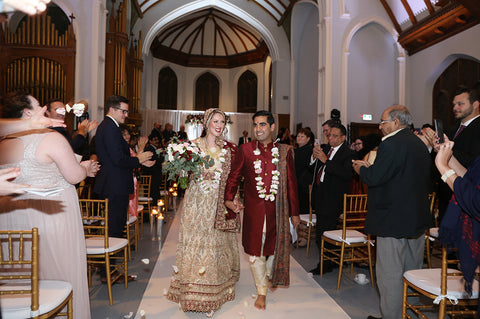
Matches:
[94,95,153,238]
[309,123,354,274]
[238,130,251,145]
[353,105,432,319]
[440,86,480,220]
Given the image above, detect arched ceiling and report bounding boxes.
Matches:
[137,0,480,65]
[150,8,269,68]
[139,0,292,25]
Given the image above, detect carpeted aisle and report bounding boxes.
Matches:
[135,205,351,319]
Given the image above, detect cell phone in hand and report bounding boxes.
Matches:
[434,119,444,143]
[314,139,320,146]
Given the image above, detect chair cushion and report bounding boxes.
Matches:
[404,268,479,300]
[299,214,316,224]
[323,229,367,244]
[0,280,72,319]
[85,237,128,254]
[127,215,137,225]
[137,204,144,212]
[159,190,168,196]
[138,197,152,202]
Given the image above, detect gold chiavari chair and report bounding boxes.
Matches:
[425,192,440,268]
[79,199,128,305]
[296,185,316,257]
[403,246,478,318]
[125,211,139,261]
[0,228,73,318]
[320,194,374,289]
[138,175,153,233]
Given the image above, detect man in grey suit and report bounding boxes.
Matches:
[353,105,432,319]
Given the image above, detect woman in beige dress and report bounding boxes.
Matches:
[166,108,240,316]
[0,92,98,319]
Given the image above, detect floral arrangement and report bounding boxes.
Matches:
[185,114,203,126]
[65,103,86,117]
[163,137,214,189]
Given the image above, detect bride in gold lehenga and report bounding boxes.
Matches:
[166,108,240,317]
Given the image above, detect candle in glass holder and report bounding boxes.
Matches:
[172,191,178,197]
[169,187,174,193]
[173,183,177,188]
[157,199,164,207]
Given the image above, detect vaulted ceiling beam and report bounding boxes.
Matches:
[379,0,402,33]
[401,0,417,24]
[423,0,435,14]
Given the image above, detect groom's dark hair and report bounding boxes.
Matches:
[253,110,275,125]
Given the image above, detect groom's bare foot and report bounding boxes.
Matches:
[254,295,266,310]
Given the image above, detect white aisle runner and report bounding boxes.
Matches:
[135,207,350,319]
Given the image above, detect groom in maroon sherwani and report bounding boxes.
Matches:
[225,110,299,310]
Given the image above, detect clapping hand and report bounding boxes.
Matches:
[77,119,99,137]
[435,135,454,171]
[81,160,100,177]
[137,136,148,153]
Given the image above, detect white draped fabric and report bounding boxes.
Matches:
[140,109,278,143]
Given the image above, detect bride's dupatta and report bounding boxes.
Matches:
[214,141,241,232]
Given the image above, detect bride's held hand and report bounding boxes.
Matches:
[225,199,243,213]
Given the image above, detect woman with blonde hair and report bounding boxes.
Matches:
[167,108,240,317]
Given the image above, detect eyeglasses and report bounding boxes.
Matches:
[114,107,129,115]
[378,119,391,125]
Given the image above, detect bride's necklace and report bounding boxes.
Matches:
[253,141,280,201]
[198,138,227,193]
[202,138,221,158]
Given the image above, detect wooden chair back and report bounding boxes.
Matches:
[0,228,39,313]
[342,194,368,234]
[79,199,109,248]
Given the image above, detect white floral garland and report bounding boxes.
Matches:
[253,143,280,201]
[198,141,228,193]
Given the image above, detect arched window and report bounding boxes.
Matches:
[158,67,177,109]
[237,70,257,113]
[195,72,219,110]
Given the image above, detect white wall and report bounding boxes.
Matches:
[291,1,319,133]
[347,23,397,124]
